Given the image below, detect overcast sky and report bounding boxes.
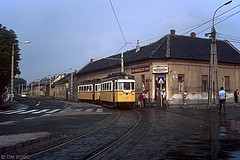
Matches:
[1,0,240,83]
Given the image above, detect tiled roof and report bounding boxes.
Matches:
[78,34,240,75]
[53,73,71,85]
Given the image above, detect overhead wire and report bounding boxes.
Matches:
[109,0,127,44]
[108,2,240,54]
[218,33,240,43]
[138,3,240,46]
[197,10,240,35]
[182,3,240,36]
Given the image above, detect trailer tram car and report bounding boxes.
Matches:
[77,75,135,108]
[77,80,101,103]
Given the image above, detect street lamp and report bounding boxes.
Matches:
[48,75,52,98]
[208,0,232,106]
[10,41,31,102]
[37,79,41,97]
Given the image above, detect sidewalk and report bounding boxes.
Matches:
[0,133,51,155]
[0,101,18,109]
[151,101,238,109]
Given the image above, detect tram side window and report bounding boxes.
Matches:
[131,82,135,90]
[101,84,104,91]
[115,82,118,91]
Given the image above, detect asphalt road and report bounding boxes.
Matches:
[0,97,67,124]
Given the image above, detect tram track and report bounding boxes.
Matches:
[82,109,143,160]
[27,110,122,158]
[93,108,152,160]
[25,108,147,159]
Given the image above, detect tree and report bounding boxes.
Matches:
[0,24,21,94]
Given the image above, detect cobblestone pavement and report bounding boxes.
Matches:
[96,106,240,159]
[32,110,138,159]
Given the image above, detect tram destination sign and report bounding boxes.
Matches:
[152,66,168,73]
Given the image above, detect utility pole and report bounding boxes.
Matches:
[49,77,52,98]
[70,71,73,100]
[209,26,218,105]
[105,52,124,74]
[208,0,232,106]
[121,52,124,74]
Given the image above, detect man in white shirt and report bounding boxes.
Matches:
[219,87,226,115]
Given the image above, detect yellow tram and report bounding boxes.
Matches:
[77,74,135,108]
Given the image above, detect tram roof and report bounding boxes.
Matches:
[78,33,240,75]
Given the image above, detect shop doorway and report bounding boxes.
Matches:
[155,74,166,90]
[155,74,167,104]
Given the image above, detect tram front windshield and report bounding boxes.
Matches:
[115,80,135,91]
[123,82,135,91]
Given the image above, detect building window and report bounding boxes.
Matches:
[178,74,184,92]
[202,75,208,92]
[224,76,230,91]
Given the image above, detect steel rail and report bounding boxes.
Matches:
[29,111,122,158]
[83,110,142,160]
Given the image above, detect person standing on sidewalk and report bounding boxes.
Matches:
[145,91,149,107]
[155,88,160,102]
[142,91,146,107]
[234,89,239,104]
[219,87,226,115]
[183,91,187,106]
[138,92,144,108]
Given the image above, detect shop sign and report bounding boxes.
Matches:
[131,66,150,74]
[152,66,168,73]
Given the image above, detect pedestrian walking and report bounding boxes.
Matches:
[219,87,226,115]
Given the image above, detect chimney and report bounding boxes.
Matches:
[170,29,175,36]
[190,32,196,38]
[90,58,94,63]
[136,40,140,52]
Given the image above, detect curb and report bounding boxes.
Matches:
[0,134,51,155]
[0,101,18,109]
